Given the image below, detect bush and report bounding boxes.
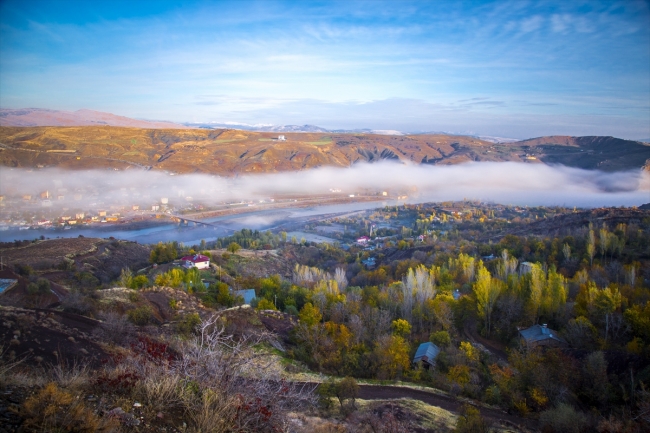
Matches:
[227,242,241,253]
[539,404,587,433]
[257,298,277,311]
[177,312,201,335]
[127,306,153,326]
[430,330,451,347]
[61,291,93,316]
[455,404,491,433]
[131,274,149,289]
[94,312,135,345]
[21,382,118,432]
[14,264,34,276]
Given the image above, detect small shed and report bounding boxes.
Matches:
[519,324,567,348]
[233,289,256,305]
[413,342,441,369]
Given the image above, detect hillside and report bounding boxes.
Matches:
[0,108,189,129]
[0,126,649,174]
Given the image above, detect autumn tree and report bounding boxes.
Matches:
[473,262,502,336]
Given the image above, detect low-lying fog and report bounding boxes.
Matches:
[2,162,648,208]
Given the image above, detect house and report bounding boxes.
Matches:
[519,324,567,348]
[277,135,286,141]
[413,342,441,369]
[180,254,210,270]
[356,236,370,245]
[361,257,376,269]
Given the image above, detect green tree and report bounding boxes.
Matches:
[299,302,322,327]
[119,267,133,288]
[257,298,277,310]
[391,318,411,337]
[131,275,149,289]
[227,242,241,253]
[595,285,622,343]
[334,377,359,409]
[455,404,491,433]
[430,330,451,347]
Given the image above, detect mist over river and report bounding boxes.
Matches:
[2,187,649,245]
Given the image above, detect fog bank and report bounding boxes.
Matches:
[1,162,648,208]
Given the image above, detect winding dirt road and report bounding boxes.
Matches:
[356,384,536,431]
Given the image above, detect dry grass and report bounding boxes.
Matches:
[21,382,120,433]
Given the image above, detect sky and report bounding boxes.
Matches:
[1,0,649,139]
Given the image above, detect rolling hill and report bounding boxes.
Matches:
[0,126,648,175]
[0,108,189,129]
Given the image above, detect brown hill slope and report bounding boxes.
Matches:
[0,126,648,174]
[512,135,650,171]
[0,108,189,129]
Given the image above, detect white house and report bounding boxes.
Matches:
[180,254,210,270]
[278,135,286,141]
[356,236,370,245]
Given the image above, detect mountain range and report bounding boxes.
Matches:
[0,108,189,129]
[1,125,648,176]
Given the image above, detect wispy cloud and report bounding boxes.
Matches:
[0,0,648,138]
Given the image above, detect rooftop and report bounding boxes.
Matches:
[519,324,566,344]
[413,342,441,364]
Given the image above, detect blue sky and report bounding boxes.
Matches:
[1,0,648,139]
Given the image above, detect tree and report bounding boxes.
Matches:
[391,319,411,337]
[227,242,241,254]
[119,267,133,288]
[473,262,502,336]
[131,275,149,289]
[299,302,322,327]
[455,404,491,433]
[374,335,411,380]
[334,377,359,409]
[595,285,622,343]
[257,298,277,311]
[587,230,596,266]
[528,263,544,323]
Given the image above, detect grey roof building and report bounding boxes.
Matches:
[519,324,567,348]
[413,342,441,368]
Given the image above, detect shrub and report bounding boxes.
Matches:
[131,274,149,289]
[227,242,241,253]
[430,330,451,347]
[94,312,135,345]
[539,403,587,433]
[177,312,202,335]
[455,404,491,433]
[61,291,93,316]
[257,298,277,311]
[127,306,153,326]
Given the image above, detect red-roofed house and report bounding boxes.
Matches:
[356,236,370,245]
[180,254,210,270]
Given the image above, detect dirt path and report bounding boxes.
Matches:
[356,384,536,431]
[463,319,509,362]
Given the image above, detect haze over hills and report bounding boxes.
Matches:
[0,125,649,176]
[0,108,189,129]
